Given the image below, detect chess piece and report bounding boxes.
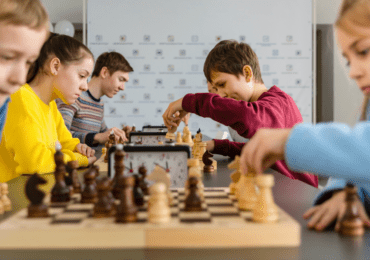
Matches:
[104,130,116,163]
[165,125,177,141]
[116,176,138,223]
[25,173,49,218]
[112,147,126,199]
[176,132,182,144]
[182,125,194,147]
[81,166,98,204]
[93,177,115,217]
[202,150,214,173]
[238,175,257,211]
[0,183,11,211]
[133,174,144,206]
[339,183,365,236]
[228,157,240,194]
[148,183,171,224]
[147,165,172,204]
[138,165,149,195]
[66,160,82,194]
[184,177,202,212]
[253,174,278,223]
[186,158,204,200]
[51,148,70,203]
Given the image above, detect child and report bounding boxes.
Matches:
[162,40,318,187]
[0,33,96,182]
[0,0,49,141]
[56,52,133,156]
[239,0,370,232]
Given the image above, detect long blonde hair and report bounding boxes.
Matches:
[336,0,370,121]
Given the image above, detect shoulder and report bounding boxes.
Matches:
[8,85,38,114]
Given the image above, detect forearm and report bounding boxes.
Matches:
[286,122,370,183]
[212,139,245,158]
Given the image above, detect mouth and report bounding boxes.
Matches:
[361,86,370,94]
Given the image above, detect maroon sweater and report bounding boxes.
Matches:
[182,86,318,187]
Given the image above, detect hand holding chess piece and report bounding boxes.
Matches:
[26,173,49,218]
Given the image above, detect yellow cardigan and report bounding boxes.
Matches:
[0,84,88,182]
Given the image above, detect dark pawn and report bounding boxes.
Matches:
[26,173,49,218]
[81,166,98,204]
[66,160,82,194]
[51,149,70,203]
[93,177,115,217]
[133,174,144,206]
[138,165,149,195]
[184,177,202,212]
[116,176,138,223]
[339,183,365,236]
[112,148,126,199]
[202,150,214,173]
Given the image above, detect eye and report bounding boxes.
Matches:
[358,48,370,56]
[0,55,13,61]
[80,75,86,78]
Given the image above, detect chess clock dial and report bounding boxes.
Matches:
[108,144,191,188]
[142,125,168,132]
[129,132,167,145]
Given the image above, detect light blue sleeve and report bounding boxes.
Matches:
[313,178,347,205]
[285,122,370,184]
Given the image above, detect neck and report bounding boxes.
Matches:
[87,77,104,99]
[29,74,58,104]
[249,82,267,102]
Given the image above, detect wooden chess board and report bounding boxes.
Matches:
[0,188,300,249]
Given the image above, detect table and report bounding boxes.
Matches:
[0,158,369,260]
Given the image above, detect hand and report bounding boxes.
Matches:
[94,127,128,144]
[122,125,132,136]
[239,128,292,175]
[162,98,189,131]
[88,156,97,165]
[303,190,370,231]
[75,143,95,157]
[181,113,190,125]
[206,140,215,152]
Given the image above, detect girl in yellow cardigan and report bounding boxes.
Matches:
[0,33,96,182]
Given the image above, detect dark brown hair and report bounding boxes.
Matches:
[204,40,263,84]
[92,52,133,77]
[0,0,49,29]
[27,33,94,83]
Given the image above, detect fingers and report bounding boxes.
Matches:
[86,146,95,157]
[111,127,128,142]
[314,207,339,231]
[303,206,319,219]
[306,207,327,229]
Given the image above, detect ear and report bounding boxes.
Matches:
[49,57,61,76]
[242,65,253,83]
[100,67,109,79]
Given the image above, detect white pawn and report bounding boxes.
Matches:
[148,183,171,224]
[176,132,182,145]
[1,183,11,211]
[253,174,278,223]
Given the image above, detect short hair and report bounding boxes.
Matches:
[204,40,263,84]
[0,0,49,29]
[92,52,134,77]
[27,33,94,83]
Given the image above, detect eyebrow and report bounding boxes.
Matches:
[81,69,90,77]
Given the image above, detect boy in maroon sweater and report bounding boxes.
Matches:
[163,40,318,187]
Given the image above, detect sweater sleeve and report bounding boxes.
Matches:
[212,139,245,158]
[286,122,370,184]
[56,98,88,144]
[182,93,287,138]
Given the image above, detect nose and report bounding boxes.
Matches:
[349,59,365,80]
[8,63,27,87]
[80,80,88,91]
[119,83,125,91]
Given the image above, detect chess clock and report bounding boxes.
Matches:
[142,125,168,132]
[107,144,191,188]
[129,132,167,145]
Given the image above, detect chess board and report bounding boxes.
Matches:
[0,188,300,249]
